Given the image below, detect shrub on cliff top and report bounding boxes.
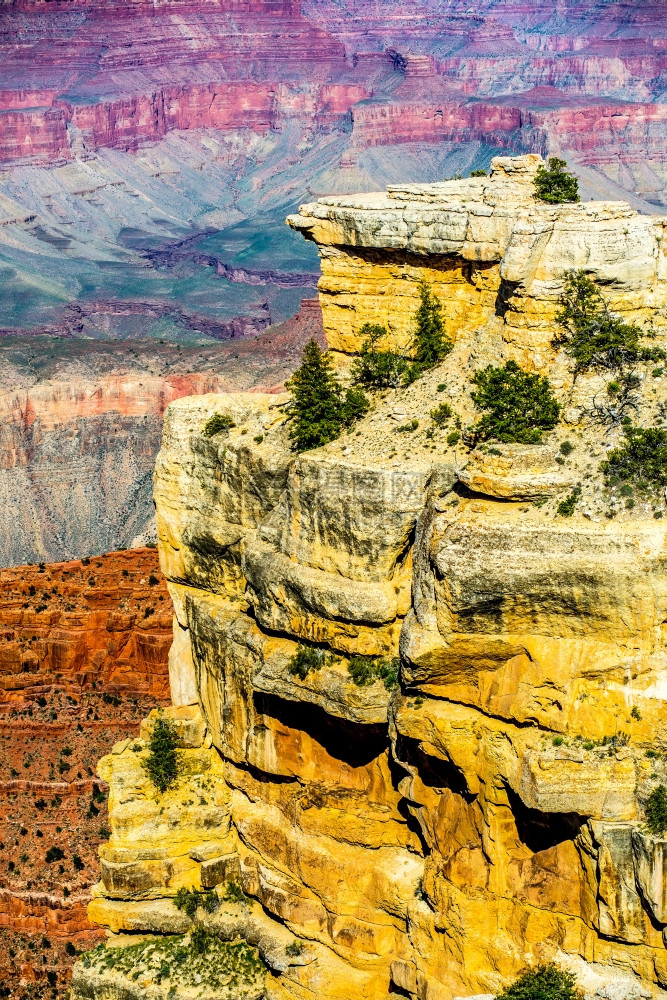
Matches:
[554,271,641,376]
[497,964,579,1000]
[470,360,561,444]
[347,654,400,691]
[350,323,408,388]
[286,339,369,451]
[174,887,202,918]
[203,413,235,437]
[287,645,336,680]
[143,712,180,794]
[534,157,579,204]
[647,785,667,835]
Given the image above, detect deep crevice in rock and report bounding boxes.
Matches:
[505,785,587,854]
[395,735,475,803]
[253,691,388,768]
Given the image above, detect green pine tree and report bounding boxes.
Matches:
[143,713,180,794]
[411,283,452,374]
[286,340,368,451]
[534,157,580,204]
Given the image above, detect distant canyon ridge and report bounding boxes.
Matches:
[0,303,325,567]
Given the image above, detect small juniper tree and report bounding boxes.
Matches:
[534,157,580,204]
[350,323,408,388]
[286,339,369,451]
[412,282,452,371]
[203,413,235,437]
[144,712,180,794]
[600,424,667,491]
[554,271,641,376]
[647,785,667,835]
[470,361,561,444]
[286,340,345,451]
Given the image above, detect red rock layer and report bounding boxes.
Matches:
[0,373,228,459]
[350,82,667,169]
[0,0,355,165]
[0,549,171,999]
[0,548,172,702]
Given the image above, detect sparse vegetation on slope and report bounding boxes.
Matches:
[78,933,265,996]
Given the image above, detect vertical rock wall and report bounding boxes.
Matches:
[74,163,667,1000]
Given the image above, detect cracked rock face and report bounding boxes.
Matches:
[75,162,667,1000]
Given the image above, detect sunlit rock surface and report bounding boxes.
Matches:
[77,162,667,1000]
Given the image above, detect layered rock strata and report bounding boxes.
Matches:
[78,160,667,1000]
[0,298,325,567]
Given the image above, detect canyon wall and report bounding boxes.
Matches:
[0,548,171,1000]
[1,0,666,203]
[75,159,667,1000]
[0,299,325,567]
[0,374,223,568]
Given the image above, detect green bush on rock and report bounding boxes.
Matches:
[470,361,561,444]
[430,402,452,427]
[287,645,337,680]
[497,964,580,1000]
[534,157,579,204]
[557,486,581,518]
[174,887,203,918]
[203,413,235,437]
[601,424,667,491]
[347,655,400,690]
[351,323,408,388]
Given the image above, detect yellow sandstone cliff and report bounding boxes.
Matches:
[72,156,667,1000]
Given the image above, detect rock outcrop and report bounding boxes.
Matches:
[76,158,667,1000]
[288,153,667,366]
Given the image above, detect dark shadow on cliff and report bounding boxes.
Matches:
[505,784,586,853]
[253,691,388,768]
[395,734,476,802]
